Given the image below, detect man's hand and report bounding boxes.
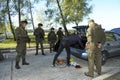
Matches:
[98,43,102,48]
[85,42,89,49]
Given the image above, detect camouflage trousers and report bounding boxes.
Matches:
[36,40,44,54]
[87,42,101,76]
[49,42,55,53]
[16,43,27,63]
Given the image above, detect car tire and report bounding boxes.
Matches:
[101,52,107,65]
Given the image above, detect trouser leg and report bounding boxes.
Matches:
[53,44,64,66]
[95,50,101,75]
[15,53,21,69]
[22,48,29,65]
[40,41,44,55]
[65,46,70,66]
[88,50,95,76]
[22,51,26,64]
[53,43,55,52]
[50,43,52,53]
[50,43,55,52]
[35,43,39,55]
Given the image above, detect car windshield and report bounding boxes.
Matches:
[105,32,116,41]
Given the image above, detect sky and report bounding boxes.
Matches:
[79,0,120,30]
[13,0,120,30]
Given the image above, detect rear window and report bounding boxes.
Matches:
[73,25,88,36]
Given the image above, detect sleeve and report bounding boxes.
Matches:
[34,29,38,36]
[86,27,94,42]
[43,29,45,36]
[47,32,50,41]
[25,30,30,43]
[62,32,64,36]
[55,32,57,41]
[15,28,21,40]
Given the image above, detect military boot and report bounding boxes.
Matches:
[41,49,46,55]
[66,57,70,67]
[35,46,38,55]
[22,59,29,65]
[15,62,21,69]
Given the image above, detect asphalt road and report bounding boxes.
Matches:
[0,49,120,80]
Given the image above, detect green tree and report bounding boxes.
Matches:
[56,0,68,35]
[46,0,69,35]
[62,0,92,26]
[7,0,16,40]
[28,0,35,31]
[46,0,92,34]
[0,0,42,40]
[0,0,10,38]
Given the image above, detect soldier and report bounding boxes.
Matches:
[84,19,106,77]
[52,34,84,67]
[57,27,64,42]
[34,23,45,55]
[15,20,30,69]
[47,28,57,53]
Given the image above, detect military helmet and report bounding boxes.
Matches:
[51,27,54,30]
[59,27,62,30]
[21,20,28,24]
[38,23,43,26]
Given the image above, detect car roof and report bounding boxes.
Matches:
[72,25,88,29]
[110,28,120,34]
[105,31,120,35]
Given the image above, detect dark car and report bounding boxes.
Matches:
[111,28,120,34]
[70,26,120,65]
[72,25,88,36]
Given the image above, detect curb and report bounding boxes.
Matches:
[0,44,50,54]
[92,68,120,80]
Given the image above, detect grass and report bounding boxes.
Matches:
[0,33,49,49]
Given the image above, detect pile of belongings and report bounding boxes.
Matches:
[70,58,82,69]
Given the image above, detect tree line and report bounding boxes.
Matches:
[0,0,92,40]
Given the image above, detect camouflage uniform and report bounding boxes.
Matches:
[85,19,106,77]
[48,28,57,53]
[57,27,64,42]
[34,23,45,55]
[15,21,30,69]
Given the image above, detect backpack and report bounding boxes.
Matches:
[93,25,106,44]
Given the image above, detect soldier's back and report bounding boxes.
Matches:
[49,31,57,42]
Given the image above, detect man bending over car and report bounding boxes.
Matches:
[52,34,86,67]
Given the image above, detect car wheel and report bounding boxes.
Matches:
[101,52,107,65]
